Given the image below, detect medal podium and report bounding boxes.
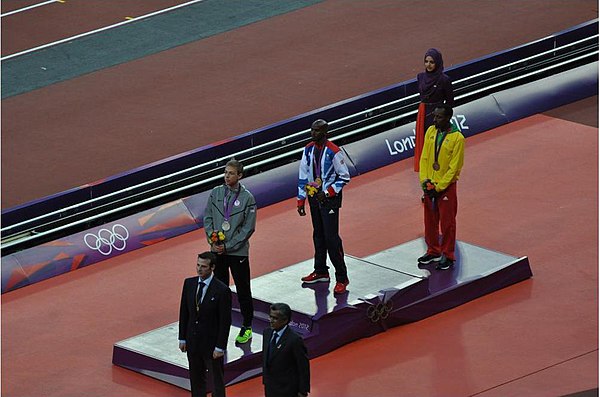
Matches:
[112,238,532,390]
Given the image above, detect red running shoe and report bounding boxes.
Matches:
[300,272,330,284]
[333,280,349,294]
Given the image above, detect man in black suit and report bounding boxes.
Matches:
[179,252,232,397]
[262,303,310,397]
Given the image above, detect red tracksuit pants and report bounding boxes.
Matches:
[423,182,458,260]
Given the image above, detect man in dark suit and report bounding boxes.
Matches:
[179,252,232,397]
[262,303,310,397]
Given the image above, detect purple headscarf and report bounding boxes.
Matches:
[418,48,445,98]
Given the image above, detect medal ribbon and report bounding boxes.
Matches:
[223,187,241,222]
[312,145,324,180]
[434,128,449,168]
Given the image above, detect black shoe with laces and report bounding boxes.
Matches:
[417,253,442,264]
[436,256,455,270]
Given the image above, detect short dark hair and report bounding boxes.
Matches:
[311,119,328,133]
[225,158,244,175]
[197,251,217,268]
[436,103,453,118]
[270,302,292,323]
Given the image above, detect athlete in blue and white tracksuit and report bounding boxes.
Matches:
[297,119,350,290]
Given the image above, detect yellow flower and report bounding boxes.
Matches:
[305,185,318,197]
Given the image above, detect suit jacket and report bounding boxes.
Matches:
[179,276,232,357]
[262,326,310,397]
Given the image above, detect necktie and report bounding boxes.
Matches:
[196,281,205,310]
[268,332,278,359]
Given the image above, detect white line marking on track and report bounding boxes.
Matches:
[1,0,61,18]
[1,0,206,61]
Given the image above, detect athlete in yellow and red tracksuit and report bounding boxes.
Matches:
[418,104,464,269]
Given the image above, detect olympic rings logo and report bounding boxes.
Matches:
[366,301,393,323]
[84,224,130,256]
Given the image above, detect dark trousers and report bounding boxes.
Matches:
[423,182,458,260]
[309,203,348,282]
[215,254,253,327]
[187,353,225,397]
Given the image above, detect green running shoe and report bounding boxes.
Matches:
[236,327,252,344]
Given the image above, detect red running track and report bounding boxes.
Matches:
[2,101,597,396]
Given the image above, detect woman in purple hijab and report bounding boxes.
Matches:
[414,48,454,172]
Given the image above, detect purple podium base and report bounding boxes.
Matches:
[112,238,532,390]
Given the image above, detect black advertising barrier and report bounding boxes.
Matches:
[2,20,596,228]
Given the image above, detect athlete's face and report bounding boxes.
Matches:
[310,125,327,144]
[433,107,451,130]
[224,165,241,187]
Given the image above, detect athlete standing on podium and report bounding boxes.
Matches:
[297,119,351,294]
[417,104,464,270]
[204,158,257,344]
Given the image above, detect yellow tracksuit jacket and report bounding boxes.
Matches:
[419,124,465,192]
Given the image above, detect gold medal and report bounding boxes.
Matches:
[315,177,322,187]
[433,162,440,171]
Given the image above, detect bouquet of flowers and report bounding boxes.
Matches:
[305,182,320,197]
[421,179,438,199]
[305,177,322,197]
[209,230,226,245]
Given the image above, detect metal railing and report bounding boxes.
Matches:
[1,31,597,254]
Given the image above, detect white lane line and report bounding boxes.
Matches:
[1,0,206,61]
[1,0,61,18]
